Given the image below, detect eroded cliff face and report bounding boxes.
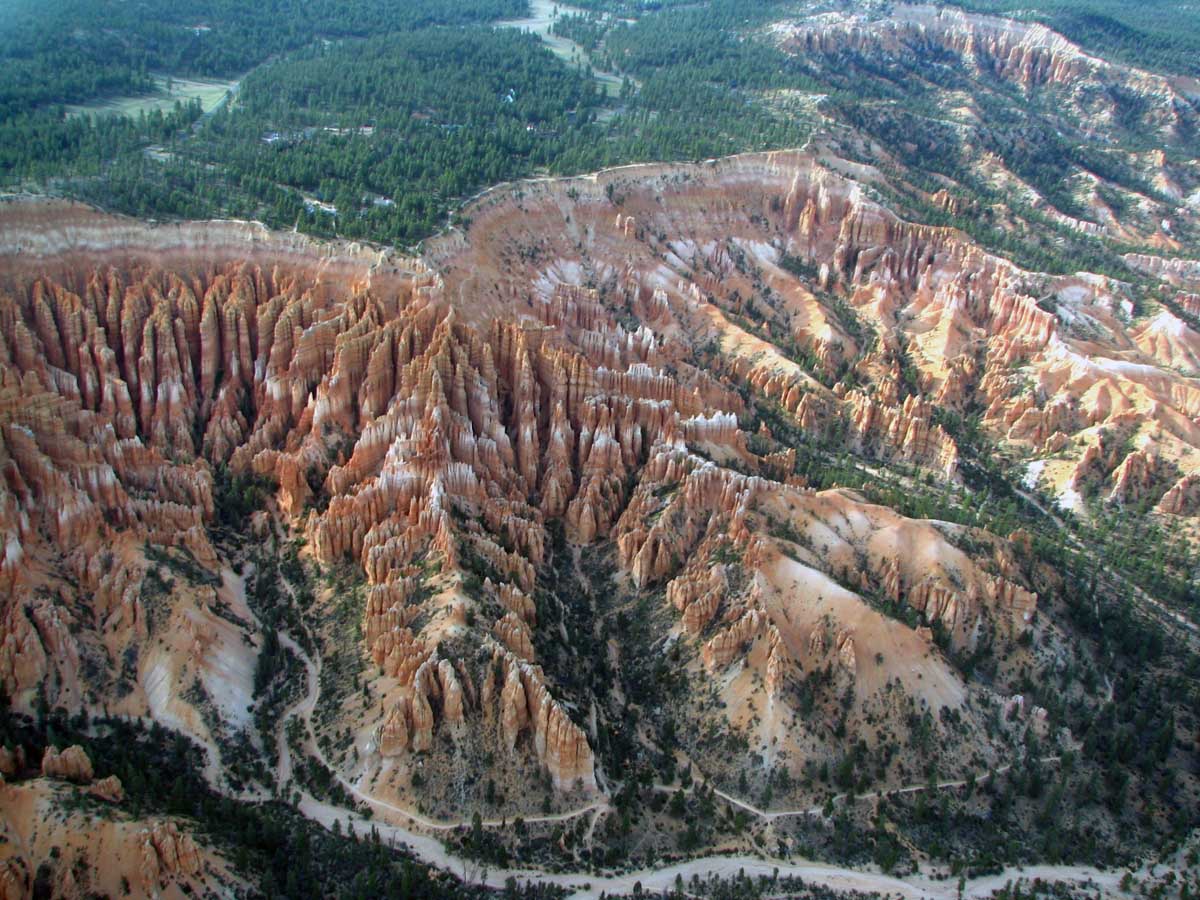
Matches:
[0,778,227,899]
[427,150,1200,519]
[0,145,1196,816]
[775,5,1199,142]
[768,5,1200,254]
[0,731,226,899]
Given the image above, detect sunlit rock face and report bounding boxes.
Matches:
[2,145,1199,802]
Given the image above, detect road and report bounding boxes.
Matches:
[697,755,1058,823]
[287,788,1127,900]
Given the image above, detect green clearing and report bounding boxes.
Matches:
[497,0,625,97]
[66,75,236,119]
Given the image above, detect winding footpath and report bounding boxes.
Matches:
[260,639,1134,899]
[183,552,1153,898]
[699,756,1060,823]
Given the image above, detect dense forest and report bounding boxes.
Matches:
[593,2,824,90]
[0,3,813,245]
[2,0,1198,255]
[563,0,1200,77]
[0,0,526,118]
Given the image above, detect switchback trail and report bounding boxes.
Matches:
[178,558,1139,899]
[268,635,1131,900]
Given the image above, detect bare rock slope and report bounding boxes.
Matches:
[0,147,1197,826]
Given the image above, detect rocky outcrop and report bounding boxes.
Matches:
[377,702,411,757]
[702,610,765,670]
[2,133,1198,822]
[140,822,202,890]
[492,649,595,792]
[372,654,461,756]
[835,631,857,676]
[1157,474,1200,515]
[88,775,125,803]
[988,575,1038,630]
[778,5,1197,140]
[372,629,432,683]
[667,565,727,635]
[494,611,536,661]
[846,391,959,476]
[1126,255,1200,290]
[1108,448,1171,506]
[615,451,764,589]
[41,745,93,783]
[1133,310,1200,373]
[878,545,1036,638]
[0,859,29,900]
[0,745,24,777]
[494,581,537,625]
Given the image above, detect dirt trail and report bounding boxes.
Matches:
[285,788,1128,900]
[267,641,1131,899]
[278,636,608,830]
[163,546,1146,898]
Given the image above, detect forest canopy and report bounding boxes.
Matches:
[2,0,1198,255]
